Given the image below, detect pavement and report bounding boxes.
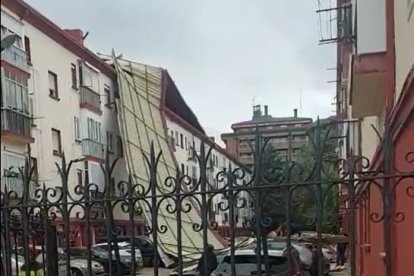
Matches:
[331,263,350,276]
[138,264,351,276]
[139,267,172,276]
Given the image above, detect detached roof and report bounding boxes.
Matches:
[163,71,205,134]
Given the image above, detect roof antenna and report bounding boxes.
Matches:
[299,89,303,116]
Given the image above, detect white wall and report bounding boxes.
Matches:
[1,7,127,203]
[165,118,253,227]
[394,0,414,101]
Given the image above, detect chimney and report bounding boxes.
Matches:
[252,105,262,120]
[294,108,298,118]
[264,105,268,117]
[63,29,84,45]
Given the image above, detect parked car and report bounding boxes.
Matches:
[35,247,104,276]
[322,246,336,263]
[68,246,137,275]
[211,248,303,276]
[113,236,159,267]
[92,241,144,270]
[169,254,225,276]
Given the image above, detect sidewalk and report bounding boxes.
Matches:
[331,263,350,276]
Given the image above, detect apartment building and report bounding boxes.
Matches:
[165,109,253,230]
[221,105,313,167]
[1,0,253,247]
[334,0,414,275]
[1,0,127,245]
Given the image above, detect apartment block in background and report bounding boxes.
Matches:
[221,105,313,167]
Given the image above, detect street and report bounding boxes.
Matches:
[139,268,172,276]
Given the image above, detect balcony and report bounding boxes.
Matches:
[351,52,386,118]
[1,45,29,72]
[1,109,33,143]
[80,86,101,114]
[82,138,104,160]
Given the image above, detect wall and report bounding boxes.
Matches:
[355,0,386,54]
[165,117,253,227]
[394,0,414,101]
[393,111,414,276]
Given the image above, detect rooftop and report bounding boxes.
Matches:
[231,105,312,130]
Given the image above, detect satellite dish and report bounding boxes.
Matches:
[1,34,19,52]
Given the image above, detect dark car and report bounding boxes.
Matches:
[100,236,158,267]
[68,247,136,275]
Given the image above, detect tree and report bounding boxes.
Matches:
[291,126,340,232]
[252,142,286,234]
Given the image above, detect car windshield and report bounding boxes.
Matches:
[217,255,288,276]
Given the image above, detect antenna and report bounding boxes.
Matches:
[299,89,303,116]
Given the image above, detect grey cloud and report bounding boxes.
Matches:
[26,0,336,134]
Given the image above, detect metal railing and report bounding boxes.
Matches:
[1,121,413,276]
[1,109,31,138]
[82,138,104,159]
[0,45,29,72]
[80,86,101,111]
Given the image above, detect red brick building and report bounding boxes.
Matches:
[335,0,414,275]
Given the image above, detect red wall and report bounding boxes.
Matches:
[393,108,414,276]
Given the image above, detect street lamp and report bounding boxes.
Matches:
[1,34,19,52]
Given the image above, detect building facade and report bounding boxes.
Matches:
[221,105,313,167]
[1,0,128,245]
[335,0,414,275]
[165,109,253,230]
[1,0,252,246]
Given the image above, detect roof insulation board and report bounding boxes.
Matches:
[111,55,224,265]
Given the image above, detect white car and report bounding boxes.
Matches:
[92,241,144,269]
[291,243,313,270]
[35,248,104,276]
[211,248,303,276]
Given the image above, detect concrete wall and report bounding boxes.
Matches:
[394,0,414,101]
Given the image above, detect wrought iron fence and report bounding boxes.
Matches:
[1,121,413,276]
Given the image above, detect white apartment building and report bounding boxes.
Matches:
[1,0,253,246]
[165,111,253,228]
[1,0,127,243]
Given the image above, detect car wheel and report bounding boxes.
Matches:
[70,268,83,276]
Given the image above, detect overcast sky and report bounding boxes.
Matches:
[26,0,336,141]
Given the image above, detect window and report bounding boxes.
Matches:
[180,133,184,149]
[2,152,25,196]
[71,64,77,89]
[175,131,179,146]
[104,85,111,108]
[181,163,185,174]
[76,169,83,186]
[74,116,80,141]
[24,36,31,63]
[116,136,124,157]
[87,118,101,142]
[106,131,113,152]
[1,70,30,114]
[81,62,100,92]
[52,128,62,155]
[48,71,58,99]
[185,137,188,150]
